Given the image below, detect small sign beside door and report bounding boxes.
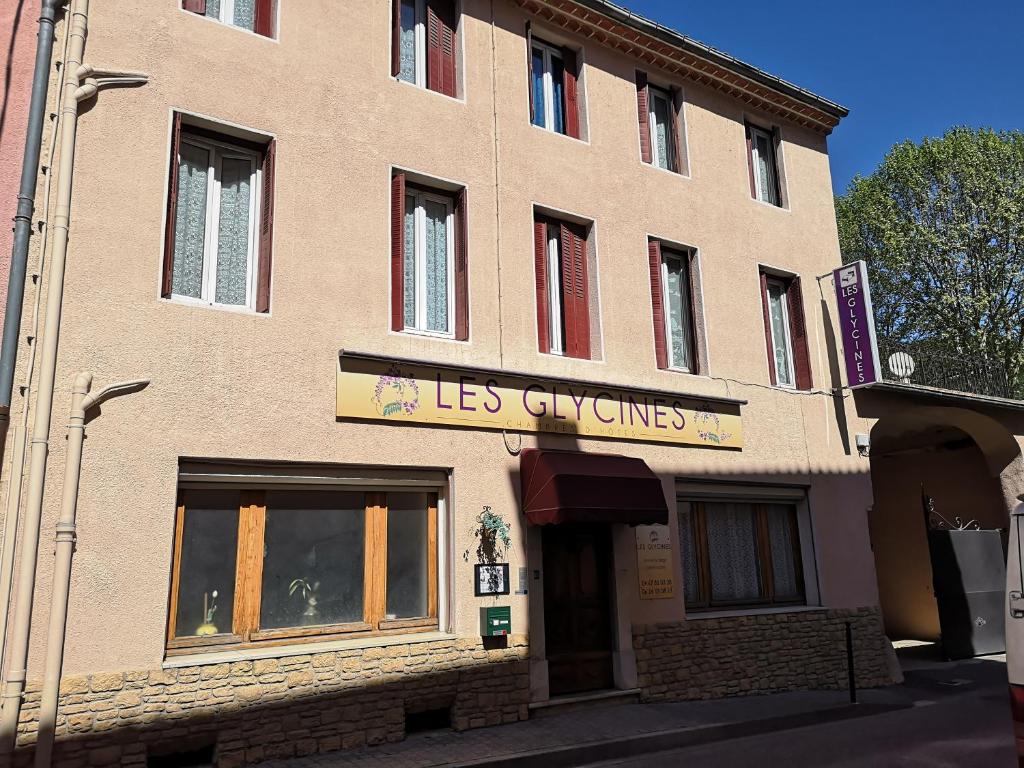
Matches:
[636,525,674,600]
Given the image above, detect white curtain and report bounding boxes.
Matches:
[214,157,251,306]
[653,95,672,170]
[768,282,793,384]
[233,0,255,30]
[172,143,209,299]
[706,502,761,602]
[666,256,692,370]
[677,503,699,605]
[403,196,416,327]
[399,0,417,83]
[423,199,449,332]
[767,504,800,599]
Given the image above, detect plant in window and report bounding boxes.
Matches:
[288,578,321,626]
[195,589,219,636]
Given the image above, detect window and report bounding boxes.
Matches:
[647,240,698,372]
[390,172,468,339]
[167,487,439,652]
[678,500,804,610]
[533,216,591,359]
[392,0,458,98]
[162,115,275,312]
[758,272,811,389]
[746,123,781,206]
[527,29,580,139]
[636,72,686,174]
[182,0,275,37]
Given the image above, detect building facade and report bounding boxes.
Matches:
[0,1,922,766]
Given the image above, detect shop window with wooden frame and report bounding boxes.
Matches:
[677,500,805,611]
[166,488,439,653]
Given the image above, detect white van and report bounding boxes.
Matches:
[1006,496,1024,761]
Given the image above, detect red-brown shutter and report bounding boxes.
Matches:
[253,0,273,37]
[559,224,578,357]
[687,254,702,375]
[391,0,402,77]
[534,220,550,354]
[636,70,652,164]
[454,187,469,341]
[671,87,686,175]
[161,113,183,298]
[745,124,757,198]
[183,0,206,13]
[759,271,777,385]
[648,240,668,369]
[391,173,406,332]
[787,278,813,390]
[526,22,534,123]
[562,47,580,140]
[562,225,590,359]
[255,139,275,313]
[427,1,457,98]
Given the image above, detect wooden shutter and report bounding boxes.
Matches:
[255,140,275,313]
[391,173,406,332]
[454,187,469,341]
[533,220,550,354]
[636,70,652,164]
[759,271,777,385]
[182,0,206,13]
[561,225,590,359]
[562,47,580,140]
[745,124,757,198]
[671,87,686,175]
[161,113,183,298]
[427,0,457,98]
[253,0,274,37]
[787,278,813,390]
[648,240,668,369]
[687,254,702,375]
[392,0,402,77]
[526,22,534,122]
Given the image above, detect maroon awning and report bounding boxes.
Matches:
[520,448,668,526]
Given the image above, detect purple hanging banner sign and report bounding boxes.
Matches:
[833,260,881,386]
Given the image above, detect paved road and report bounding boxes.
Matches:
[583,660,1015,768]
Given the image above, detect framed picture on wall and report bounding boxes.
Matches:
[474,563,510,596]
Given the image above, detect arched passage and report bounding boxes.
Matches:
[867,405,1022,642]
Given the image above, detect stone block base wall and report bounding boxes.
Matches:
[633,607,895,701]
[13,635,530,768]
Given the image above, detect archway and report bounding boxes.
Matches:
[867,405,1023,642]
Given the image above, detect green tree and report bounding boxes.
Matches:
[835,127,1024,396]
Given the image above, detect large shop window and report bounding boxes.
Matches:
[758,271,812,390]
[393,0,458,98]
[533,215,594,359]
[647,239,700,373]
[636,71,686,174]
[182,0,276,38]
[167,488,439,653]
[527,26,581,139]
[162,115,275,313]
[390,172,469,339]
[678,500,805,610]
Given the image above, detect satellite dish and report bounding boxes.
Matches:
[888,351,916,381]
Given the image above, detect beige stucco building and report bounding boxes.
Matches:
[2,1,1020,766]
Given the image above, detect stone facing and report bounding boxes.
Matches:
[14,635,530,768]
[633,606,895,701]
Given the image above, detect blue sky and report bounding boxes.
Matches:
[628,0,1024,195]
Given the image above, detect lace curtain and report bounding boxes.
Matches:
[677,504,699,605]
[205,0,255,32]
[767,282,793,384]
[755,133,776,204]
[665,256,692,370]
[423,200,449,332]
[767,504,800,599]
[706,502,761,602]
[403,196,416,327]
[171,143,209,299]
[653,95,672,170]
[214,157,251,306]
[399,0,417,84]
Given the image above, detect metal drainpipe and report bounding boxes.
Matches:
[33,374,149,768]
[0,0,63,462]
[0,0,88,752]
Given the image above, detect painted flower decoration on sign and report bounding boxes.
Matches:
[372,364,420,417]
[693,404,732,445]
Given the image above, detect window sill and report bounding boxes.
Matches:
[160,296,268,317]
[163,630,455,669]
[529,122,590,146]
[394,77,465,105]
[398,328,460,342]
[750,196,790,213]
[685,605,821,621]
[179,8,278,43]
[641,161,691,181]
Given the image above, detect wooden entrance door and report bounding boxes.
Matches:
[542,524,615,695]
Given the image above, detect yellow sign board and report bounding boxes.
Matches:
[636,525,675,600]
[336,354,743,448]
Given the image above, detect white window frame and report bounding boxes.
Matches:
[400,0,428,88]
[532,39,565,134]
[766,277,796,388]
[405,189,455,337]
[661,249,694,373]
[648,85,676,172]
[172,134,262,312]
[750,125,780,205]
[545,224,565,355]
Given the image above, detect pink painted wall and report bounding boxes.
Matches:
[0,0,41,340]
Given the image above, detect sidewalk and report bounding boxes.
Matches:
[263,687,909,768]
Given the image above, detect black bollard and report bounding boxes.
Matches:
[846,621,857,704]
